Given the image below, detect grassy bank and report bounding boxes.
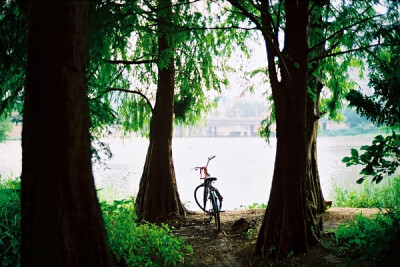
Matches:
[332,175,400,266]
[0,178,192,266]
[318,127,386,137]
[333,176,400,208]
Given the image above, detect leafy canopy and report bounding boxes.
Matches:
[223,0,390,140]
[0,0,27,117]
[343,3,400,184]
[88,0,247,137]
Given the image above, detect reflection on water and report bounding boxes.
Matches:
[0,136,376,210]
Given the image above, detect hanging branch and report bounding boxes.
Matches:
[106,59,155,65]
[93,87,154,113]
[309,14,383,53]
[309,43,390,63]
[227,0,290,83]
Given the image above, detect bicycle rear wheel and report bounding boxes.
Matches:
[210,192,221,232]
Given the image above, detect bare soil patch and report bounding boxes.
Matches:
[166,208,381,266]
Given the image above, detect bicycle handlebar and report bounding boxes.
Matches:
[192,155,216,176]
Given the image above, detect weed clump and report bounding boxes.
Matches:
[0,178,20,266]
[102,199,193,266]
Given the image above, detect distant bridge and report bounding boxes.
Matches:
[206,117,261,127]
[174,117,262,137]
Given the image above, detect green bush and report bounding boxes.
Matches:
[102,199,193,266]
[0,178,21,266]
[333,175,400,265]
[333,175,400,208]
[335,209,400,266]
[0,180,193,267]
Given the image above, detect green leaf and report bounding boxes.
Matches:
[351,148,359,158]
[356,177,365,184]
[342,156,352,163]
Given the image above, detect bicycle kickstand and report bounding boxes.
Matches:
[203,214,213,224]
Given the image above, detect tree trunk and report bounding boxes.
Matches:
[256,0,325,255]
[304,83,326,242]
[304,1,329,231]
[135,0,186,221]
[21,1,111,266]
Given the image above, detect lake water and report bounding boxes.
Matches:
[0,136,376,210]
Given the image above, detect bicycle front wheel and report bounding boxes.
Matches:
[194,184,211,214]
[210,192,221,232]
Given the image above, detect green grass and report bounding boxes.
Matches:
[102,199,193,266]
[332,175,400,266]
[238,202,267,209]
[0,179,193,266]
[332,175,400,208]
[0,178,21,266]
[334,209,400,266]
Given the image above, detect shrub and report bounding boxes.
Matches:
[102,199,193,266]
[333,175,400,265]
[0,178,21,266]
[0,180,193,267]
[335,209,400,266]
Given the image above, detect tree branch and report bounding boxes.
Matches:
[137,11,258,33]
[113,0,201,17]
[93,88,154,113]
[309,43,389,63]
[227,0,264,33]
[309,14,383,52]
[106,59,155,65]
[173,25,258,32]
[361,45,388,71]
[227,0,284,71]
[274,0,282,34]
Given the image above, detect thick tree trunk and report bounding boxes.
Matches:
[135,0,186,221]
[256,0,325,255]
[304,2,328,230]
[304,86,326,242]
[21,1,111,266]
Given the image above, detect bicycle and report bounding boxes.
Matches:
[192,155,223,232]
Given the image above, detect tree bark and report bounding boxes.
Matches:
[256,0,325,255]
[135,0,186,221]
[21,1,112,266]
[304,81,326,243]
[304,1,329,227]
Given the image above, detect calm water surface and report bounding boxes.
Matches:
[0,136,375,210]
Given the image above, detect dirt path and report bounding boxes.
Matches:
[168,208,381,266]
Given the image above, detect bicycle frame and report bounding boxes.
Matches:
[193,155,222,231]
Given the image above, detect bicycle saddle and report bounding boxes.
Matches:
[205,177,217,182]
